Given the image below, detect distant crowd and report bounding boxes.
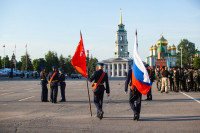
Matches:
[154,66,200,93]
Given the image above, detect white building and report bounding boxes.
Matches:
[101,9,132,77]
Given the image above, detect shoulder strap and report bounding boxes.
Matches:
[49,72,57,88]
[93,72,105,90]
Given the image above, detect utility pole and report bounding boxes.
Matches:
[180,47,183,68]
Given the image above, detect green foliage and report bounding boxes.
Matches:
[193,57,200,69]
[21,53,33,71]
[45,51,59,73]
[176,39,197,67]
[37,58,46,72]
[86,57,98,76]
[1,55,10,68]
[32,59,38,71]
[16,61,22,70]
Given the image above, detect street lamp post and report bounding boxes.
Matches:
[180,47,183,68]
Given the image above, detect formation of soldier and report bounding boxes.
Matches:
[40,66,66,103]
[156,66,200,92]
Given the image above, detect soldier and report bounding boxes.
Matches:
[156,67,161,91]
[193,69,198,92]
[179,68,184,91]
[169,67,174,91]
[182,68,187,92]
[197,70,200,91]
[88,63,110,120]
[146,65,154,100]
[125,69,142,121]
[186,68,193,92]
[49,66,59,103]
[40,65,48,102]
[173,67,179,92]
[58,68,66,102]
[161,66,170,93]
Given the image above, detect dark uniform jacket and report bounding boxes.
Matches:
[40,71,48,84]
[88,69,110,94]
[59,73,66,85]
[48,71,59,86]
[125,69,141,95]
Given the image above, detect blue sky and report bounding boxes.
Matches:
[0,0,200,62]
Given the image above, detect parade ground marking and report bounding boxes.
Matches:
[1,92,14,96]
[18,96,35,101]
[180,92,200,104]
[24,88,34,91]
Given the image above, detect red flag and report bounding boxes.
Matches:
[160,62,163,69]
[15,44,16,48]
[71,32,87,77]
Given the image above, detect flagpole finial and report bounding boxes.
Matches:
[135,30,137,36]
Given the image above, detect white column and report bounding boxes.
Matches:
[122,63,124,76]
[107,64,110,77]
[112,63,114,77]
[117,63,119,77]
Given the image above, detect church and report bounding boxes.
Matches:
[101,9,132,77]
[146,35,177,67]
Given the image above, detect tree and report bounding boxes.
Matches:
[176,39,197,67]
[37,58,46,72]
[32,59,38,71]
[66,55,76,76]
[193,57,200,69]
[59,54,68,73]
[45,51,59,73]
[1,55,10,68]
[16,61,22,70]
[21,53,33,71]
[87,57,98,76]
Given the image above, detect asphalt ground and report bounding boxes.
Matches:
[0,78,200,133]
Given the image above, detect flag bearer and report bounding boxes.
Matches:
[49,66,59,103]
[125,69,142,121]
[88,63,110,120]
[58,68,66,102]
[40,65,48,102]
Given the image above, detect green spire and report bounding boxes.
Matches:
[120,8,122,25]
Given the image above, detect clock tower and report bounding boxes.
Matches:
[114,9,129,58]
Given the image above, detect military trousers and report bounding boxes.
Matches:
[147,87,152,100]
[60,83,66,101]
[50,83,58,103]
[129,89,142,115]
[94,89,104,115]
[41,82,48,102]
[161,77,168,92]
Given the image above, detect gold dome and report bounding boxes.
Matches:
[168,46,171,51]
[157,35,168,46]
[149,45,153,51]
[171,44,176,50]
[153,44,157,50]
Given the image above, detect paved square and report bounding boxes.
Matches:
[0,79,200,133]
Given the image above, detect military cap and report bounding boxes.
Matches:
[52,66,57,69]
[40,65,45,70]
[145,64,149,67]
[58,68,63,71]
[97,63,104,66]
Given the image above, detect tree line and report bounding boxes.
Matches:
[0,51,98,76]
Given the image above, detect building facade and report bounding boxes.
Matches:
[146,35,177,67]
[101,9,132,77]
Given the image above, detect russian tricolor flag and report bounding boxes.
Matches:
[132,30,152,95]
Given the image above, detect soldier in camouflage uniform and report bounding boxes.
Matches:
[193,69,198,92]
[169,67,174,91]
[173,68,179,92]
[186,68,193,92]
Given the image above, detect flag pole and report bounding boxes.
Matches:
[4,45,5,69]
[86,50,92,117]
[86,77,92,117]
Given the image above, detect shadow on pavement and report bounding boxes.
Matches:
[141,115,200,121]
